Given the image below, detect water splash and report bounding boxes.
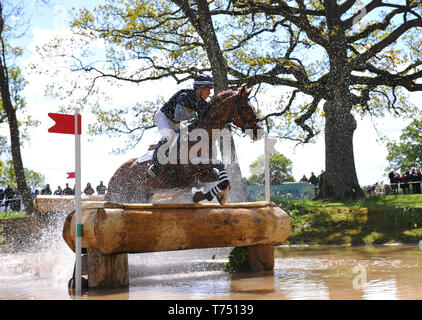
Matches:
[0,212,75,299]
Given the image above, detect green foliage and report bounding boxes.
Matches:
[247,152,295,185]
[276,194,422,245]
[224,246,249,273]
[0,211,27,220]
[386,119,422,172]
[0,159,45,189]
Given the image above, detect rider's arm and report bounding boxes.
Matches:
[173,93,197,122]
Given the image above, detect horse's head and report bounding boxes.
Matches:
[201,84,263,141]
[228,85,263,141]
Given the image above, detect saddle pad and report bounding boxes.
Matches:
[136,151,153,164]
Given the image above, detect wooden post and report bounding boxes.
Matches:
[87,248,129,288]
[245,244,275,272]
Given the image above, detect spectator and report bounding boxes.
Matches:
[388,170,396,193]
[404,167,411,194]
[392,173,400,195]
[54,186,63,196]
[271,176,280,185]
[28,187,35,200]
[0,187,4,205]
[399,173,408,194]
[41,184,52,195]
[299,175,308,183]
[414,168,422,194]
[96,181,107,195]
[63,183,74,195]
[4,184,15,212]
[318,170,325,195]
[10,190,21,211]
[84,182,95,195]
[309,172,318,185]
[309,171,319,196]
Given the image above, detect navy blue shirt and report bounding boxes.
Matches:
[161,89,203,123]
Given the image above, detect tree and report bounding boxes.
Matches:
[0,159,45,189]
[386,119,422,172]
[0,1,44,213]
[247,152,295,186]
[221,0,422,200]
[35,1,422,201]
[35,0,257,201]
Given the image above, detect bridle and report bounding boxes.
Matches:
[230,93,260,135]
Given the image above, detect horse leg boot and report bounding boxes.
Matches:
[146,138,167,178]
[193,169,231,205]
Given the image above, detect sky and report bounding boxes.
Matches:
[2,1,420,191]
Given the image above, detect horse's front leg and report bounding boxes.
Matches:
[192,161,231,205]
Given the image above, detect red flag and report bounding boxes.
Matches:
[67,172,75,179]
[48,113,81,134]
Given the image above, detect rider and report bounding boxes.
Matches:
[147,74,214,178]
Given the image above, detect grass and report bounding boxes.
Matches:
[0,211,28,220]
[274,194,422,245]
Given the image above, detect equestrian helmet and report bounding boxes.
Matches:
[193,74,214,88]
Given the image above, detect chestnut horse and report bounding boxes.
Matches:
[104,85,262,204]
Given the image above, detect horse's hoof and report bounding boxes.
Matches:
[217,184,231,206]
[193,191,207,203]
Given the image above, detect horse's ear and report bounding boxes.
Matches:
[239,83,247,95]
[246,87,253,96]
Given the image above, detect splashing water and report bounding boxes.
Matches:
[0,212,74,299]
[2,208,422,300]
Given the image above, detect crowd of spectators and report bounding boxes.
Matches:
[0,181,107,212]
[385,167,422,195]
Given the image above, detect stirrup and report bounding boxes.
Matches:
[216,184,231,206]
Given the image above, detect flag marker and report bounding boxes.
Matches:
[48,109,82,296]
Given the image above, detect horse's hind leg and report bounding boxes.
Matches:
[193,164,230,205]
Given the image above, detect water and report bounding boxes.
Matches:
[1,215,422,300]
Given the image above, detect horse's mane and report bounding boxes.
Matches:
[209,89,235,106]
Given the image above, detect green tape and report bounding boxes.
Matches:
[76,224,83,237]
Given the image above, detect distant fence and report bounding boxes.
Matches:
[246,183,316,201]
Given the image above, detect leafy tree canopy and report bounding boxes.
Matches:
[247,152,295,185]
[0,159,45,189]
[386,119,422,172]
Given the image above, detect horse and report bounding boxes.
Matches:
[104,84,263,205]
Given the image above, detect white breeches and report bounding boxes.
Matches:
[155,110,176,140]
[155,109,180,149]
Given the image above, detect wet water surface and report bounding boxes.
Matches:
[1,239,422,300]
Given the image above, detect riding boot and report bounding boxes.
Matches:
[147,138,167,178]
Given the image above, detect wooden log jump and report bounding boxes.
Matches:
[35,195,106,214]
[62,201,290,289]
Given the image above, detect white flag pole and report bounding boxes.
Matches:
[264,132,270,203]
[74,108,82,295]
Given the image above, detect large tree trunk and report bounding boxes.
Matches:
[317,35,365,201]
[322,91,365,201]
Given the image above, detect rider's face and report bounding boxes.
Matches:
[197,87,211,100]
